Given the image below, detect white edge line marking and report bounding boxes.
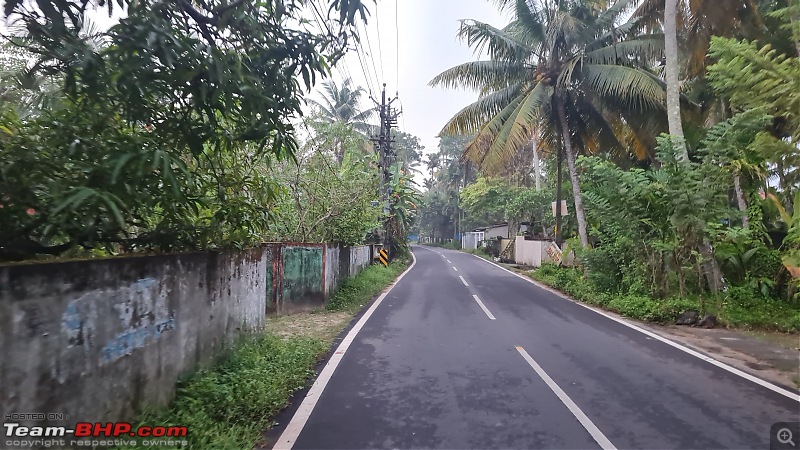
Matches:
[516,346,616,450]
[472,294,496,320]
[459,276,469,287]
[471,254,800,402]
[273,251,419,450]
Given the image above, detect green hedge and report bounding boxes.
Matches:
[530,264,800,332]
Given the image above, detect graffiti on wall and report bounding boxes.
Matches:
[60,277,176,364]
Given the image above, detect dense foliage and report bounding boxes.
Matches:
[266,119,381,245]
[424,0,800,326]
[0,0,373,260]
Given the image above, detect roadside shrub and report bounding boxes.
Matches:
[651,297,701,323]
[531,265,799,330]
[607,295,657,320]
[721,286,800,331]
[534,263,560,279]
[119,334,327,450]
[584,245,624,293]
[746,248,783,280]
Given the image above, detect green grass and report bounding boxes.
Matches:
[117,260,409,450]
[326,258,409,312]
[530,264,800,332]
[117,335,326,450]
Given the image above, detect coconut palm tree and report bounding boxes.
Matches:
[307,77,376,163]
[430,0,667,247]
[308,77,375,134]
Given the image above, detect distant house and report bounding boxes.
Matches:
[479,222,530,240]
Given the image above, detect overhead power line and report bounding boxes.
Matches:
[395,0,400,91]
[359,19,382,87]
[355,41,377,95]
[375,1,386,83]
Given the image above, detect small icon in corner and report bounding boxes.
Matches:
[772,422,800,449]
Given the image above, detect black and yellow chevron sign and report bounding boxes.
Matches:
[379,248,389,267]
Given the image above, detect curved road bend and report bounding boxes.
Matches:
[275,245,800,449]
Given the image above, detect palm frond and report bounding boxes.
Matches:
[351,107,376,123]
[579,63,666,111]
[429,60,528,92]
[463,94,526,167]
[594,0,640,30]
[481,82,553,173]
[510,0,548,47]
[457,19,533,62]
[585,36,665,66]
[441,82,525,135]
[492,81,552,171]
[306,97,336,119]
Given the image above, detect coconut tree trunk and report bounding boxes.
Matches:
[555,97,590,248]
[664,0,689,160]
[533,138,541,191]
[734,172,750,228]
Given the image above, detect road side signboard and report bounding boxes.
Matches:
[546,242,563,266]
[551,200,568,216]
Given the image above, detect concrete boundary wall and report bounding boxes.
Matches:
[514,238,553,267]
[0,243,373,435]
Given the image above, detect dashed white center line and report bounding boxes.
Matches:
[453,266,458,272]
[515,346,616,450]
[471,295,496,320]
[459,276,469,287]
[446,259,451,263]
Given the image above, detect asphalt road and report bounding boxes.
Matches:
[275,245,800,449]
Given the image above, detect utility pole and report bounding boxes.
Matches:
[370,84,400,255]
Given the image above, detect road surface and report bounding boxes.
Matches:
[273,245,800,449]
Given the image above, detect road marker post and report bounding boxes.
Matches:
[379,248,389,267]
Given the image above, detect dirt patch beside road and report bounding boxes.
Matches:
[267,311,352,341]
[646,324,800,389]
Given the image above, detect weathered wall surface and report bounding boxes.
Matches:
[325,244,341,300]
[279,245,325,314]
[0,248,267,427]
[0,243,375,431]
[514,238,554,267]
[350,246,371,275]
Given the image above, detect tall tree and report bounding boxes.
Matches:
[307,77,376,163]
[0,0,371,258]
[308,77,375,134]
[664,0,689,159]
[430,0,667,247]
